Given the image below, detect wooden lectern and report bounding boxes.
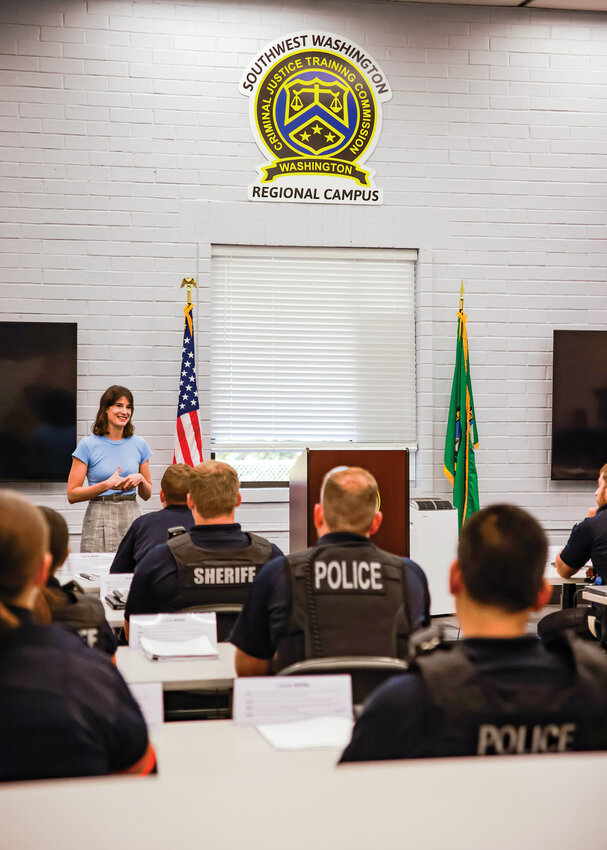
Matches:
[289,449,409,556]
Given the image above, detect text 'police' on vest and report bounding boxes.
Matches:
[314,559,384,592]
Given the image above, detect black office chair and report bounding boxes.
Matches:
[588,606,607,651]
[162,604,243,722]
[278,656,409,713]
[178,603,243,642]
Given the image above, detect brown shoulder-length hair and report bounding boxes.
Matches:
[92,385,135,438]
[33,506,70,626]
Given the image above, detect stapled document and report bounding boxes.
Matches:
[129,612,218,656]
[257,716,354,750]
[140,634,218,661]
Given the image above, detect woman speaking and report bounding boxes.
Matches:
[67,385,152,553]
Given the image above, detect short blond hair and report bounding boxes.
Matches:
[188,460,240,518]
[321,467,379,534]
[601,463,607,484]
[160,463,191,504]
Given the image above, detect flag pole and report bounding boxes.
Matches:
[173,275,203,467]
[444,281,479,532]
[180,276,197,335]
[181,276,197,305]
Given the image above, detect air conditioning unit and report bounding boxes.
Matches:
[409,499,458,616]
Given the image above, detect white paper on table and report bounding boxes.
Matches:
[60,552,113,585]
[140,634,218,661]
[128,682,164,729]
[100,573,133,600]
[129,612,218,654]
[547,544,561,567]
[65,552,114,572]
[233,675,353,726]
[257,716,354,750]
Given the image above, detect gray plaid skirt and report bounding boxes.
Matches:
[80,499,140,553]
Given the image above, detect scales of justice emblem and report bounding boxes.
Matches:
[280,75,351,155]
[240,33,392,204]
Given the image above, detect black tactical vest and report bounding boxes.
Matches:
[52,582,117,655]
[414,632,607,757]
[168,531,273,609]
[274,541,412,671]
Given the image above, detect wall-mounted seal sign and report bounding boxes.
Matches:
[239,32,392,205]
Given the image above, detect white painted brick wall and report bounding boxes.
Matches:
[1,0,606,553]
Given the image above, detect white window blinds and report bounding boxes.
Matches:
[210,245,417,450]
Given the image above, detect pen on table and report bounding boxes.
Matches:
[79,572,100,580]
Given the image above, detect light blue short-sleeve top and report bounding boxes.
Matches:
[72,434,152,496]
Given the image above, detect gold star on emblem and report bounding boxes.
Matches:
[325,132,336,142]
[300,130,311,141]
[311,124,323,134]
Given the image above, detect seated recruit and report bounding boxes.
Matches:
[125,461,282,641]
[231,466,430,676]
[341,504,607,763]
[110,463,195,574]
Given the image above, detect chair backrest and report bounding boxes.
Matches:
[176,603,243,642]
[278,656,409,709]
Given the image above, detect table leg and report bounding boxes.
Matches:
[561,584,578,609]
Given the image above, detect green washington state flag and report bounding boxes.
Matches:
[444,308,479,532]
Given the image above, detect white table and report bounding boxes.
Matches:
[151,719,342,776]
[545,545,587,607]
[544,563,586,586]
[116,642,236,691]
[582,585,607,606]
[0,719,606,850]
[544,562,586,604]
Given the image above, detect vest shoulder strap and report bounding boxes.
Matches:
[417,632,607,714]
[285,547,316,573]
[168,532,272,566]
[415,645,491,713]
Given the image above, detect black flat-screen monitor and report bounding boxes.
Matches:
[0,322,77,482]
[551,329,607,481]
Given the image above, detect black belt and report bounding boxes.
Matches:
[93,493,137,503]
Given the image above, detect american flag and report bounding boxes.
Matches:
[173,302,203,467]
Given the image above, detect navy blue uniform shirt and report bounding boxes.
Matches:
[110,503,195,574]
[340,635,607,763]
[560,503,607,582]
[0,607,149,782]
[125,523,283,621]
[229,532,431,661]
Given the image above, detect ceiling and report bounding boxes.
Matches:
[383,0,607,13]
